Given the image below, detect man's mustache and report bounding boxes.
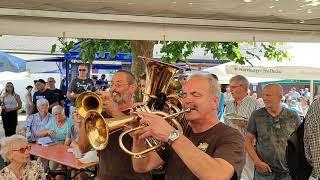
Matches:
[185,104,197,110]
[111,91,120,97]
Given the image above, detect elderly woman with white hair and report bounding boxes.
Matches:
[0,135,46,179]
[20,98,54,142]
[39,105,74,178]
[40,105,74,144]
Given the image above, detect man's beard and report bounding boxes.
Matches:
[112,92,129,104]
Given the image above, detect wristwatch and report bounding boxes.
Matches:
[167,130,180,146]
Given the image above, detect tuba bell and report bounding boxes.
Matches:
[142,56,182,110]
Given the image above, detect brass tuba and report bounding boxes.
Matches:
[142,56,182,110]
[118,57,189,158]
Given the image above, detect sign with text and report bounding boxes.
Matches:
[225,65,320,80]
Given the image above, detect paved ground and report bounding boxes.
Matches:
[0,113,27,138]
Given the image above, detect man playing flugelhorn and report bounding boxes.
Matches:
[132,74,246,180]
[78,70,151,180]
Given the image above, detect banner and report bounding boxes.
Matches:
[225,65,320,80]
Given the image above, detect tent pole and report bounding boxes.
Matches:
[310,80,314,102]
[65,58,69,117]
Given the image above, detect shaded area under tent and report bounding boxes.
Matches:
[31,51,133,116]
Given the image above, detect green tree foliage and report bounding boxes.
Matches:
[51,38,290,77]
[51,38,131,63]
[159,41,289,65]
[52,38,289,65]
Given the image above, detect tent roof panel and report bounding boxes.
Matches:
[0,0,319,41]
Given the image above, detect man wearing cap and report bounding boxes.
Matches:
[32,79,58,114]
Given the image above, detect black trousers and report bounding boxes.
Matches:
[1,110,17,137]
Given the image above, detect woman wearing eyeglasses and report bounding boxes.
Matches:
[0,82,22,137]
[0,135,46,179]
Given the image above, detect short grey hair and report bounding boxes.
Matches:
[115,70,136,85]
[229,75,249,91]
[52,105,64,115]
[189,73,221,97]
[36,98,49,107]
[264,83,284,97]
[47,77,55,82]
[0,135,27,161]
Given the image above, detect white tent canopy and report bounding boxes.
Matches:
[203,62,280,84]
[204,43,320,100]
[0,0,320,41]
[204,43,320,81]
[0,71,30,81]
[224,43,320,80]
[225,65,320,80]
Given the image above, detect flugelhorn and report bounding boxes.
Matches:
[118,107,190,158]
[75,92,103,118]
[84,110,138,150]
[84,107,189,151]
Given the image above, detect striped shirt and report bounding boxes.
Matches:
[23,112,54,139]
[304,98,320,178]
[224,96,263,135]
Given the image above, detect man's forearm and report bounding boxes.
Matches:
[246,138,261,164]
[171,135,234,179]
[78,123,91,153]
[132,138,150,172]
[131,138,160,172]
[39,130,48,137]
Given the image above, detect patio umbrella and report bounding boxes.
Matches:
[0,51,26,72]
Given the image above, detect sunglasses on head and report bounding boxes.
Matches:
[12,145,31,153]
[78,69,86,72]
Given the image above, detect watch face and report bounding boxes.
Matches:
[169,130,179,140]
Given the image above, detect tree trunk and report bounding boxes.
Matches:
[129,40,155,101]
[129,40,155,80]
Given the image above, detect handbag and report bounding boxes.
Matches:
[0,108,6,116]
[0,100,5,116]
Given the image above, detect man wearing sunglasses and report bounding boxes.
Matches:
[67,64,95,117]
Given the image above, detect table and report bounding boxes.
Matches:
[30,144,97,179]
